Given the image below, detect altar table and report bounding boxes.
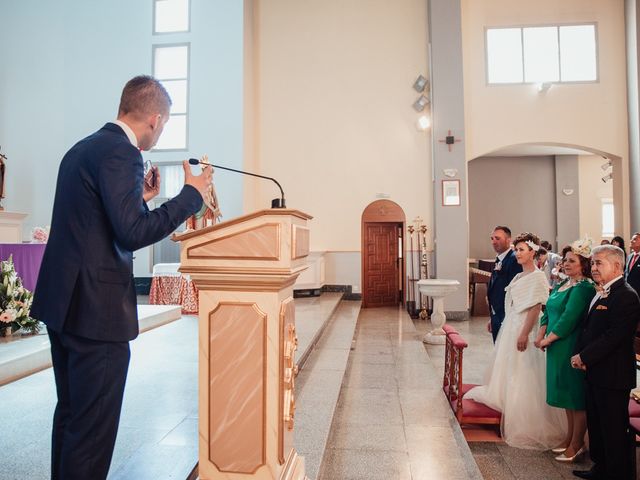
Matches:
[149,263,198,314]
[0,243,46,291]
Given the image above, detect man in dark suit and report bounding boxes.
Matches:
[31,76,212,480]
[625,232,640,294]
[571,245,640,480]
[486,225,522,342]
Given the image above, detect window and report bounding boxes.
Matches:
[154,0,190,34]
[486,24,597,85]
[602,199,614,237]
[152,44,189,150]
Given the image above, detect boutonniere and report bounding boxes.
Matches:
[494,262,502,272]
[595,305,608,310]
[595,285,610,299]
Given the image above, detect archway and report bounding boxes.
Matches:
[361,200,406,308]
[467,142,621,261]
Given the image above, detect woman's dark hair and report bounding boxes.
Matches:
[611,236,625,250]
[561,245,592,278]
[513,232,540,250]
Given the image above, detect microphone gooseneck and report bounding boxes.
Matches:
[188,158,286,209]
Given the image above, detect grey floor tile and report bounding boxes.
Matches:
[319,448,412,480]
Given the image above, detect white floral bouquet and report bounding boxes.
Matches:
[31,226,50,243]
[0,256,39,334]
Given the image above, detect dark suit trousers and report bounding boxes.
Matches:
[490,311,504,343]
[48,330,130,480]
[585,382,635,480]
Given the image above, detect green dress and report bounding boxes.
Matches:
[540,279,596,410]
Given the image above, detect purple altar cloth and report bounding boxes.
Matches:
[0,243,46,292]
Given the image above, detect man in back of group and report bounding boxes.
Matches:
[487,226,522,342]
[625,232,640,295]
[571,245,640,480]
[31,75,212,480]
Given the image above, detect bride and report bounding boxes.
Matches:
[465,232,567,449]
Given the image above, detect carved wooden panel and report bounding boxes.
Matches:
[278,298,297,464]
[291,225,310,260]
[188,223,280,260]
[209,303,266,473]
[363,223,399,307]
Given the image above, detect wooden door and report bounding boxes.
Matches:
[363,223,399,307]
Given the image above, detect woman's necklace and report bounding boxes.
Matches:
[560,276,584,291]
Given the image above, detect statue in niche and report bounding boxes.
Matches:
[186,154,222,230]
[0,147,6,211]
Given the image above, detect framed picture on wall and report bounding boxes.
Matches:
[442,179,460,206]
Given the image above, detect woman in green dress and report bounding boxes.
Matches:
[535,239,596,462]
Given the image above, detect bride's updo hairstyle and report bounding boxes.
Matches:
[513,232,541,250]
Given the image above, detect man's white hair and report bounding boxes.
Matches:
[591,244,624,269]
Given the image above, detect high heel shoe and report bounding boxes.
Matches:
[555,445,586,462]
[551,446,568,454]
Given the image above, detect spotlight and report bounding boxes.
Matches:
[413,75,428,93]
[412,95,430,112]
[600,160,612,171]
[417,115,430,131]
[602,173,613,183]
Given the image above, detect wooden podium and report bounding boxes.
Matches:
[174,209,311,480]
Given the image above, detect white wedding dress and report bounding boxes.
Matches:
[465,270,567,449]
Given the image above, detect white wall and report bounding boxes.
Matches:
[0,0,244,247]
[461,0,630,238]
[578,154,615,240]
[250,0,433,265]
[468,156,557,259]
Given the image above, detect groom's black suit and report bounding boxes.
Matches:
[575,278,640,480]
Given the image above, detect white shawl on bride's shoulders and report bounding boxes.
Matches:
[506,270,549,314]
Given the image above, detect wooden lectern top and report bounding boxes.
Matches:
[174,209,312,291]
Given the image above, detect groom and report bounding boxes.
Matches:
[486,226,522,342]
[571,245,640,480]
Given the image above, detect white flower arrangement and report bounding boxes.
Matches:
[571,236,593,258]
[525,240,540,252]
[0,256,39,334]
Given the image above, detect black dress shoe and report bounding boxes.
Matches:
[572,467,600,480]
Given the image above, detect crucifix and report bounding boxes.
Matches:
[438,130,462,152]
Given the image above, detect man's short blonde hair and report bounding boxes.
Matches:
[117,75,171,119]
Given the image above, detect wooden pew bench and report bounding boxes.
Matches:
[442,324,501,426]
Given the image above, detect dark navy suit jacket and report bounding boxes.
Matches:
[625,252,640,296]
[575,278,640,390]
[32,123,202,342]
[487,249,522,320]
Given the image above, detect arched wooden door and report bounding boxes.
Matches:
[361,200,406,308]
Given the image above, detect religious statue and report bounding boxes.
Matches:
[0,147,6,211]
[186,154,222,230]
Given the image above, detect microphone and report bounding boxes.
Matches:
[188,158,286,209]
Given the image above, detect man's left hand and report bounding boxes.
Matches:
[570,353,586,370]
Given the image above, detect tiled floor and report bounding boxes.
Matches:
[418,315,598,480]
[0,294,343,480]
[319,307,482,480]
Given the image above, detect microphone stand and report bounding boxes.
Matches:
[189,158,286,208]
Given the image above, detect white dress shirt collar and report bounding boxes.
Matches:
[112,120,138,147]
[497,249,510,263]
[589,275,623,311]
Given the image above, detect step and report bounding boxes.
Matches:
[0,304,182,386]
[294,300,361,480]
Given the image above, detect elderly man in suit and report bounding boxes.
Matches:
[571,245,640,480]
[32,76,212,480]
[625,232,640,295]
[487,225,523,342]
